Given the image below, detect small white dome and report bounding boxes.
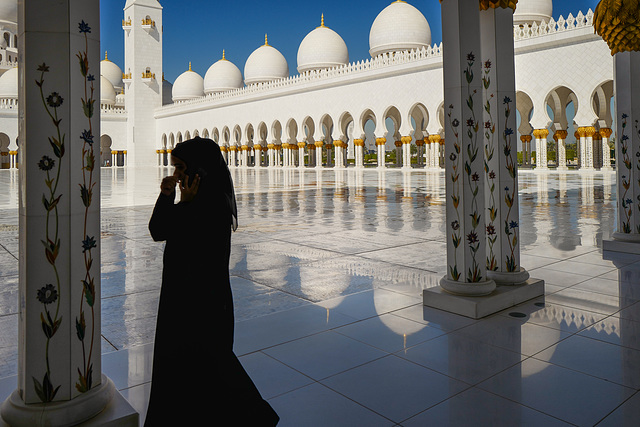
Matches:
[162,78,173,105]
[297,16,349,73]
[172,66,204,102]
[100,53,123,92]
[514,0,553,25]
[244,37,289,85]
[204,53,244,94]
[116,92,125,108]
[369,1,431,57]
[100,76,116,106]
[0,67,17,99]
[0,1,17,25]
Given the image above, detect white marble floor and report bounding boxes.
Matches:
[1,166,640,426]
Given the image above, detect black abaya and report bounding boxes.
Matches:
[145,138,279,426]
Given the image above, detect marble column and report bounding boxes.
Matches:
[297,141,306,168]
[480,4,529,285]
[428,135,441,168]
[520,134,531,167]
[1,1,136,425]
[555,130,568,170]
[600,127,613,170]
[415,139,425,167]
[577,126,596,170]
[439,0,495,295]
[593,132,603,169]
[353,138,364,168]
[314,141,323,168]
[324,143,333,168]
[401,136,412,169]
[376,137,386,168]
[394,140,402,167]
[333,140,344,168]
[533,129,548,169]
[281,143,289,167]
[609,51,640,244]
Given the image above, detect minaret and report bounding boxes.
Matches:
[123,0,163,166]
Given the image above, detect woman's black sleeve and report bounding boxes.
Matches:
[149,192,190,242]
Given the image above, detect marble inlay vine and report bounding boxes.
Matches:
[447,52,483,283]
[502,96,519,272]
[482,59,498,272]
[619,113,632,233]
[636,119,640,234]
[76,19,98,394]
[34,62,65,403]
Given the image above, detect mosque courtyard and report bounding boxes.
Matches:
[1,166,640,425]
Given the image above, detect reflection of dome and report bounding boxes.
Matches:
[204,51,244,94]
[0,2,17,26]
[162,77,173,105]
[100,76,116,106]
[244,36,289,85]
[297,15,349,73]
[0,67,18,99]
[100,52,123,92]
[369,1,431,57]
[172,64,204,102]
[514,0,553,25]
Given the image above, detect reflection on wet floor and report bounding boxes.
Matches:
[2,167,640,426]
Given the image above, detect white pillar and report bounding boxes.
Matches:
[555,131,568,170]
[354,139,364,168]
[376,138,386,168]
[439,0,495,295]
[600,128,613,170]
[533,129,548,169]
[480,5,529,285]
[314,141,323,168]
[1,1,136,425]
[578,126,596,170]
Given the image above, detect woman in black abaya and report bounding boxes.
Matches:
[145,137,279,426]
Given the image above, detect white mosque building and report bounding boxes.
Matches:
[0,0,615,172]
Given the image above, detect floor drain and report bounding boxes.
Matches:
[534,302,546,308]
[509,312,527,318]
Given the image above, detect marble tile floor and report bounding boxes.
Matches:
[1,167,640,425]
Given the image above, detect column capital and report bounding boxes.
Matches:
[353,139,365,146]
[532,128,549,139]
[577,126,597,137]
[297,141,306,148]
[375,137,387,146]
[314,141,324,147]
[428,134,442,143]
[394,140,402,147]
[333,140,343,147]
[281,143,290,149]
[266,144,274,149]
[554,130,568,140]
[415,139,425,146]
[520,135,532,143]
[401,136,412,144]
[599,127,613,138]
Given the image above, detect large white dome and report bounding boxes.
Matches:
[100,53,124,93]
[297,16,349,73]
[0,1,17,26]
[514,0,553,25]
[369,1,431,57]
[204,52,244,94]
[244,37,289,85]
[0,67,17,99]
[100,76,116,106]
[172,65,204,102]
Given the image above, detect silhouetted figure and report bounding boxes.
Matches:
[145,137,279,426]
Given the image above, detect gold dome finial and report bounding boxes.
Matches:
[222,49,226,60]
[104,51,109,61]
[188,62,192,71]
[321,13,325,27]
[264,33,269,46]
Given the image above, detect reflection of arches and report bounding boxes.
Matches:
[100,135,113,167]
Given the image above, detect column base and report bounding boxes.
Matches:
[1,375,137,427]
[487,267,530,285]
[439,276,496,296]
[425,278,545,319]
[603,233,640,255]
[600,166,614,172]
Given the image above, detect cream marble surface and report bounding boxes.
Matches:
[1,167,639,426]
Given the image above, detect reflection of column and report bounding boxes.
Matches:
[353,139,364,168]
[577,126,595,170]
[439,0,495,296]
[533,129,548,169]
[480,5,529,285]
[415,139,425,167]
[1,1,135,424]
[297,141,306,168]
[554,130,568,170]
[376,137,386,168]
[600,128,613,170]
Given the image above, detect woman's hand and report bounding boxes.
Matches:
[160,176,178,196]
[179,174,200,202]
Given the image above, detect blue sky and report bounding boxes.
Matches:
[100,0,600,84]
